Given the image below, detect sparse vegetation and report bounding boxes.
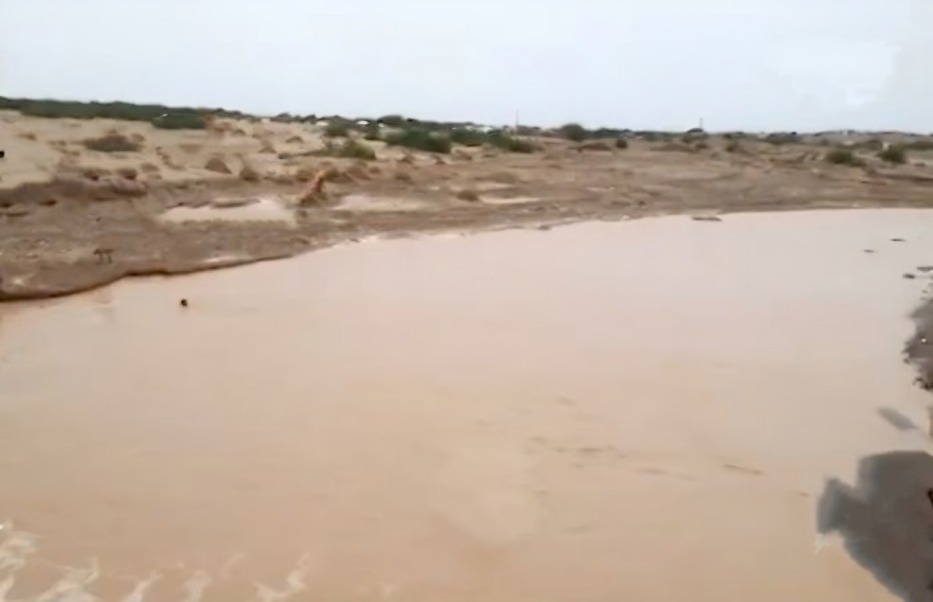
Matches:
[324,120,352,138]
[449,128,487,147]
[0,97,218,124]
[636,131,676,143]
[456,188,481,202]
[486,130,536,153]
[336,139,377,161]
[238,165,261,182]
[577,141,614,152]
[590,127,627,139]
[726,141,744,153]
[878,145,907,164]
[204,156,232,174]
[824,148,864,167]
[378,114,406,127]
[764,132,800,145]
[152,113,208,130]
[681,129,708,144]
[383,128,452,154]
[82,133,141,153]
[906,139,933,151]
[559,123,588,142]
[615,138,629,150]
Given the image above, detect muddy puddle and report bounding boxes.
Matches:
[2,210,933,601]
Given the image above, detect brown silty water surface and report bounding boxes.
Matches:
[2,210,933,601]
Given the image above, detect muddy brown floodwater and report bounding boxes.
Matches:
[2,210,933,601]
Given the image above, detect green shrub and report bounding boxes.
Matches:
[383,128,452,154]
[486,130,536,153]
[449,128,487,147]
[362,125,382,141]
[824,148,864,166]
[577,141,614,152]
[378,114,406,127]
[764,132,800,145]
[0,96,263,126]
[82,133,141,152]
[324,120,351,138]
[906,139,933,151]
[559,123,588,142]
[151,113,207,130]
[337,139,376,160]
[590,127,623,139]
[638,131,675,142]
[615,137,629,149]
[878,145,907,164]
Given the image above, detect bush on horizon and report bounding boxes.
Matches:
[824,147,864,167]
[559,123,588,142]
[485,129,536,153]
[878,145,907,164]
[152,113,208,130]
[383,128,452,154]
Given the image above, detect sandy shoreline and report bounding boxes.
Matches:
[4,107,933,302]
[4,186,930,303]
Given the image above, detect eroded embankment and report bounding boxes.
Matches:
[907,297,933,390]
[4,183,933,303]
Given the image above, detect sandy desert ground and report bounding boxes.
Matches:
[3,107,933,301]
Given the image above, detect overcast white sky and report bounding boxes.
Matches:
[1,0,931,132]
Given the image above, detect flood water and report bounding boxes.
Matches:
[160,197,296,225]
[2,210,933,601]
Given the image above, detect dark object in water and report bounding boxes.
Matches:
[0,150,5,159]
[892,238,907,243]
[179,298,189,308]
[877,407,919,432]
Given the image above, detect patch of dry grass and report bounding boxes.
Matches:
[456,188,481,202]
[204,156,232,174]
[238,165,261,182]
[82,133,141,153]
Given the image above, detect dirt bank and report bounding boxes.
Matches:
[907,298,933,391]
[4,109,933,301]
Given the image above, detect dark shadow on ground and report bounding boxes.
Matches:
[817,451,933,601]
